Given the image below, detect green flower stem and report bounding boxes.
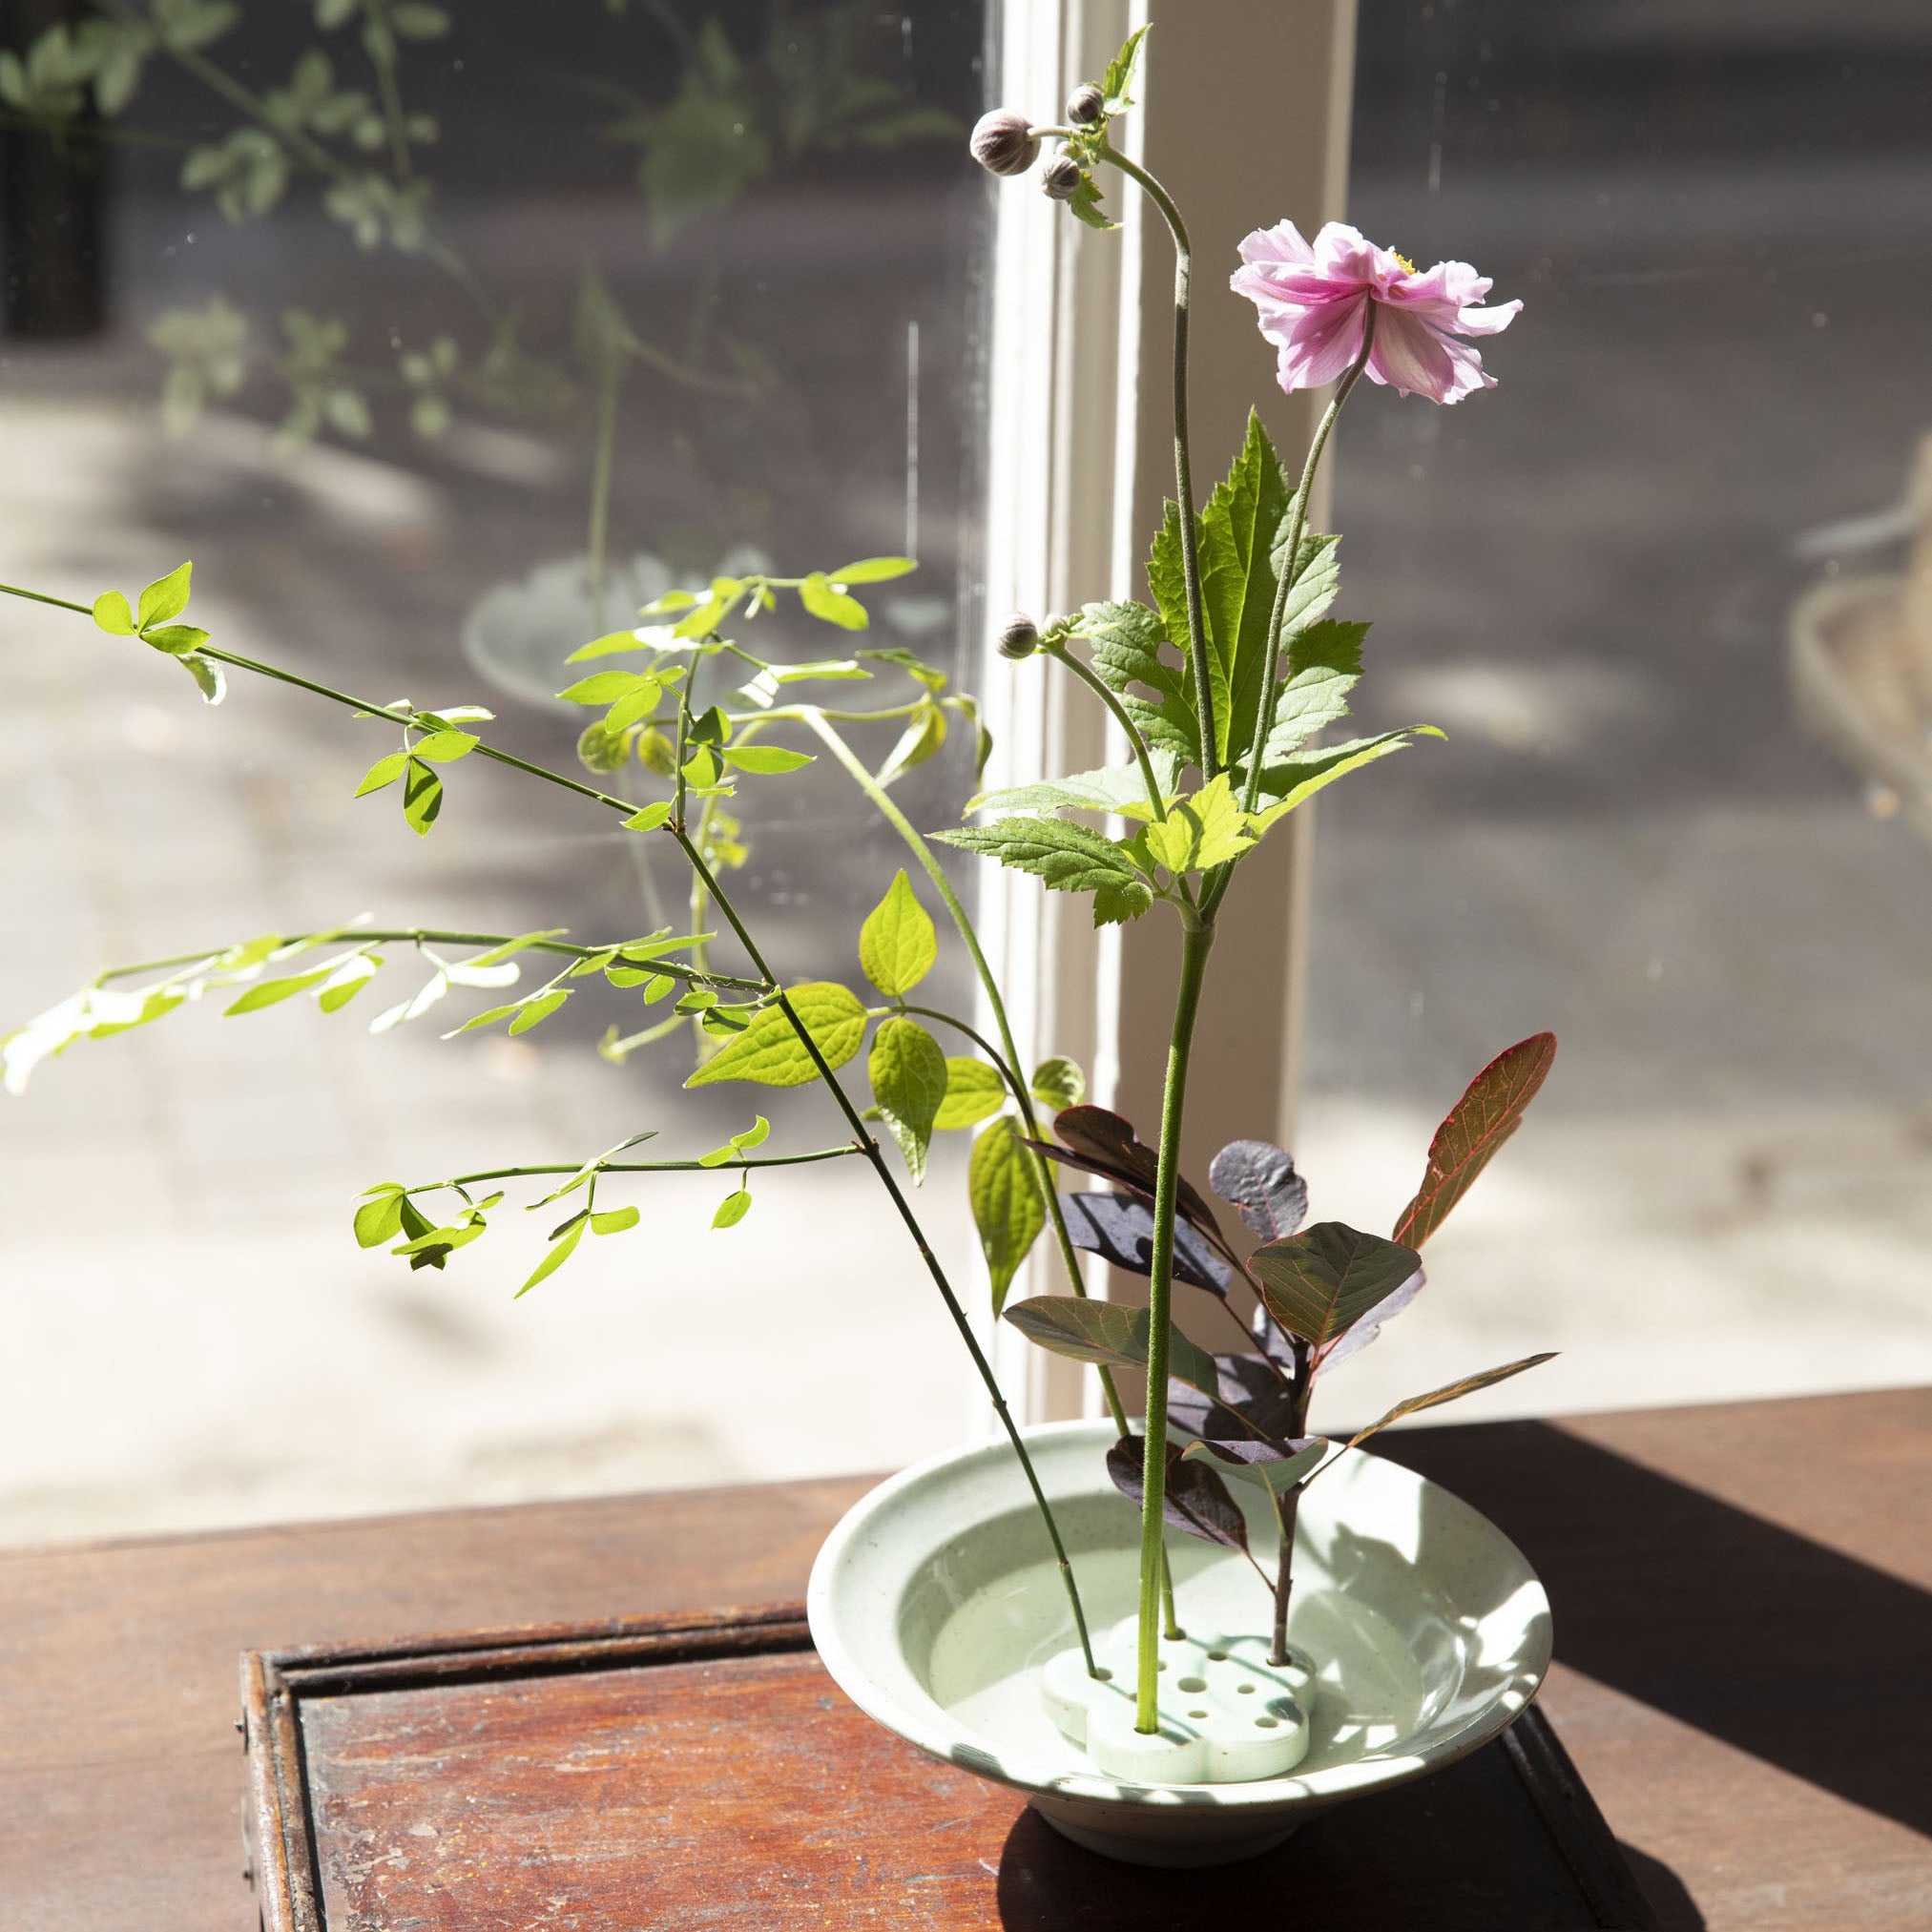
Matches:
[1095,142,1215,780]
[1041,642,1169,822]
[798,713,1130,1425]
[91,927,766,995]
[670,821,1099,1675]
[418,1144,864,1193]
[1134,910,1217,1732]
[1237,305,1379,815]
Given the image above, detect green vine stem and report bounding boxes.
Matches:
[1237,304,1379,814]
[414,1144,864,1194]
[670,821,1099,1675]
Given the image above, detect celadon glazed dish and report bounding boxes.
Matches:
[807,1421,1552,1868]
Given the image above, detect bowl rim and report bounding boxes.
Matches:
[807,1419,1553,1815]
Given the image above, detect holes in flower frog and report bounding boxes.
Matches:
[1188,1710,1208,1720]
[1206,1650,1228,1662]
[1236,1682,1256,1695]
[1256,1716,1279,1730]
[1176,1675,1207,1693]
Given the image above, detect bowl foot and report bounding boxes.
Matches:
[1030,1802,1301,1869]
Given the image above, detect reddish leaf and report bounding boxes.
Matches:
[1060,1190,1232,1295]
[1347,1352,1558,1446]
[1208,1139,1309,1241]
[1106,1434,1251,1554]
[1024,1104,1232,1258]
[1394,1033,1556,1249]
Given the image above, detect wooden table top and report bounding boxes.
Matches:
[3,1386,1927,1931]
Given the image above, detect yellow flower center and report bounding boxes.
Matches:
[1389,250,1417,276]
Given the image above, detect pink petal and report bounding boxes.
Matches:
[1236,220,1316,269]
[1275,293,1370,392]
[1365,307,1462,403]
[1450,299,1522,338]
[1312,222,1381,284]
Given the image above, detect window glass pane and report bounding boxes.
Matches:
[0,0,990,1540]
[1306,3,1932,1426]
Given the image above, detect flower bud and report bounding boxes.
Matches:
[577,721,631,774]
[1066,82,1105,126]
[1041,153,1084,201]
[996,613,1040,661]
[969,109,1040,177]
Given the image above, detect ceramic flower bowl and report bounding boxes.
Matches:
[807,1419,1551,1868]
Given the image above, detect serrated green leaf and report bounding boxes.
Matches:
[356,751,409,797]
[1260,618,1369,762]
[724,744,813,775]
[515,1216,585,1297]
[1075,600,1197,769]
[1249,728,1442,827]
[713,1188,753,1228]
[1137,773,1256,875]
[936,818,1152,926]
[136,560,193,628]
[1002,1296,1225,1403]
[1066,176,1115,230]
[966,758,1173,823]
[828,556,916,585]
[869,1017,946,1185]
[968,1115,1046,1313]
[799,571,869,631]
[1029,1056,1085,1111]
[1100,23,1150,110]
[92,591,135,635]
[223,968,331,1014]
[934,1057,1008,1130]
[857,869,936,998]
[684,982,867,1089]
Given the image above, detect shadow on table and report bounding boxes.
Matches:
[1374,1421,1932,1841]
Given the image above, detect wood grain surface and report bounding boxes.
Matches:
[3,1390,1928,1930]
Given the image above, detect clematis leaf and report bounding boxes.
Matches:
[1136,772,1255,875]
[684,982,867,1089]
[868,1017,946,1185]
[1394,1032,1557,1249]
[1108,1434,1250,1554]
[1029,1056,1085,1111]
[1077,598,1197,769]
[1249,728,1443,827]
[858,869,937,998]
[933,1057,1007,1131]
[968,1115,1044,1313]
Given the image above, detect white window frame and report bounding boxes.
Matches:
[972,0,1361,1425]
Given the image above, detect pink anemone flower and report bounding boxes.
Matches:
[1230,220,1521,405]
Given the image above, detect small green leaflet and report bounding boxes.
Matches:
[696,1115,772,1167]
[713,1189,753,1228]
[509,987,570,1035]
[223,969,331,1015]
[934,1057,1008,1130]
[411,730,478,762]
[136,560,193,629]
[1136,773,1255,876]
[623,801,672,832]
[591,1206,640,1236]
[828,557,916,584]
[875,699,945,787]
[356,752,409,797]
[354,1182,409,1250]
[869,1018,946,1186]
[683,983,868,1089]
[401,758,443,837]
[968,1116,1045,1314]
[936,819,1152,927]
[724,744,814,776]
[516,1215,586,1297]
[93,591,135,635]
[799,572,870,631]
[858,869,937,998]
